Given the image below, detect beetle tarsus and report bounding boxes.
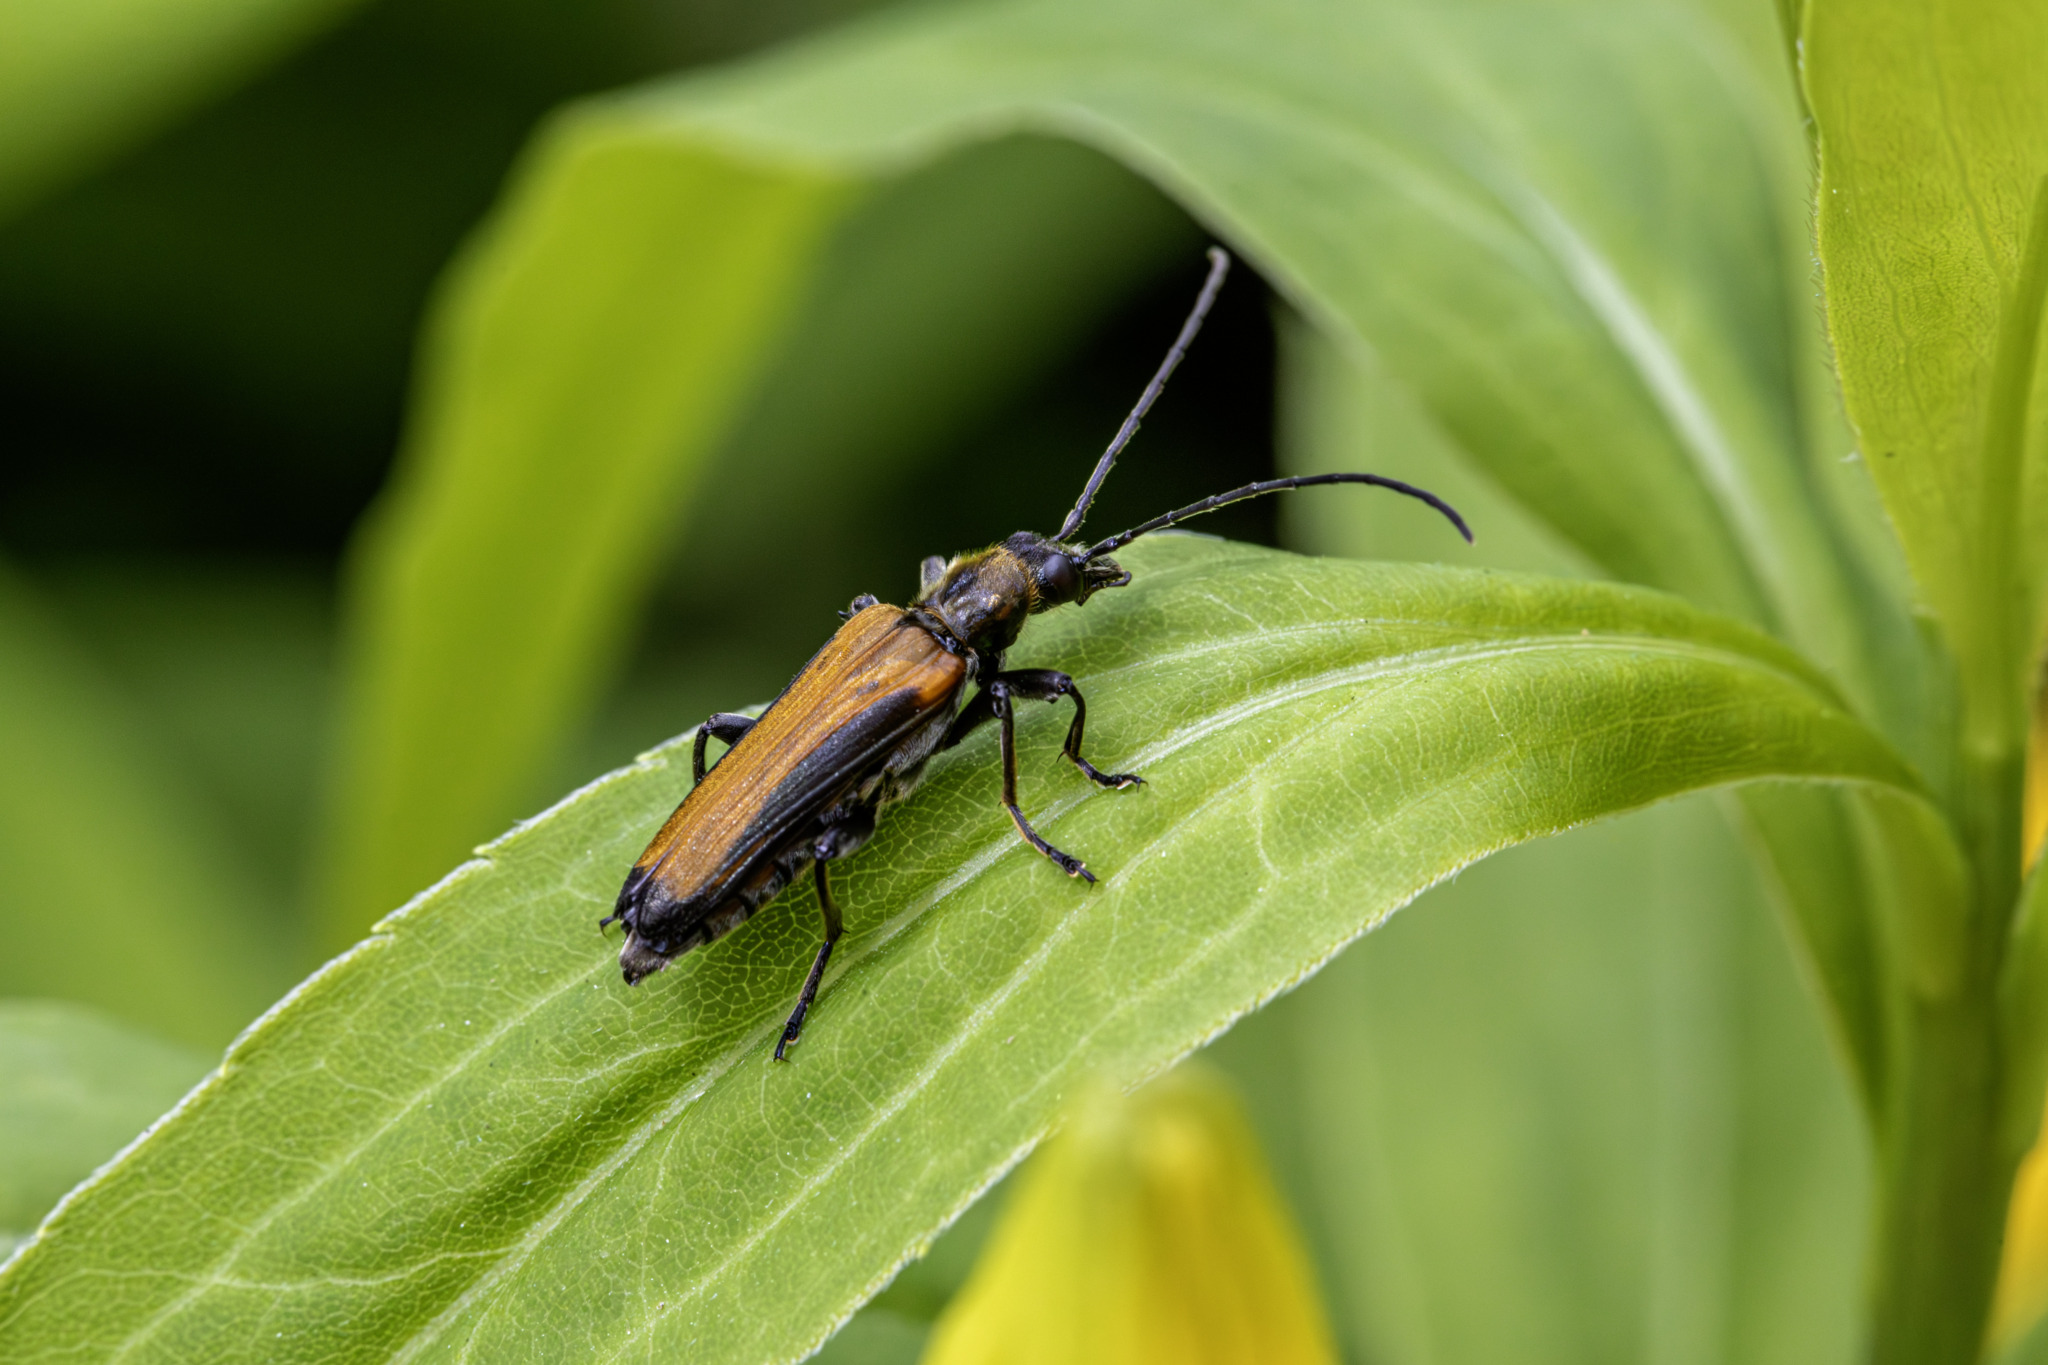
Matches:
[1069,754,1144,790]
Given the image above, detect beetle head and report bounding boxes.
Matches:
[1007,532,1131,609]
[914,533,1129,655]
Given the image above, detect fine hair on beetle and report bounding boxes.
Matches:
[604,246,1472,1060]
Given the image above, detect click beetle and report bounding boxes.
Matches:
[603,248,1472,1058]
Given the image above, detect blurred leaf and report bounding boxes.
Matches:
[813,1310,931,1365]
[0,1000,209,1238]
[2004,1312,2048,1365]
[45,565,333,908]
[0,539,1930,1361]
[315,141,852,950]
[677,135,1194,596]
[0,0,360,222]
[922,1065,1335,1365]
[1274,312,1593,581]
[1806,0,2048,781]
[1211,793,1869,1365]
[0,563,296,1048]
[324,0,1929,949]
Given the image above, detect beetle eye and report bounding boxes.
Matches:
[1039,552,1079,601]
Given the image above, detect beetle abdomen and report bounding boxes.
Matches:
[609,603,967,984]
[615,834,808,982]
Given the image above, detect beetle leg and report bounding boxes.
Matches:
[993,684,1096,883]
[940,686,999,750]
[839,593,881,620]
[990,669,1143,789]
[692,713,757,783]
[775,858,846,1061]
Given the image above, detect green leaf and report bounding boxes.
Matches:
[0,1000,209,1238]
[1806,0,2048,773]
[1211,793,1868,1365]
[0,540,1933,1362]
[0,0,360,221]
[326,0,1929,952]
[634,0,1900,712]
[1276,316,1907,1122]
[0,563,295,1049]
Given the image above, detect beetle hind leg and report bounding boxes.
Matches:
[774,812,871,1061]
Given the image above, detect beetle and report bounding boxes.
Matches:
[603,247,1472,1058]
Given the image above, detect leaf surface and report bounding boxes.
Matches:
[1805,0,2048,761]
[0,541,1932,1363]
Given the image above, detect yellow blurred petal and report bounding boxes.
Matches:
[922,1065,1337,1365]
[1991,686,2048,1349]
[2028,683,2048,876]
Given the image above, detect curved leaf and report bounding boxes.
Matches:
[328,0,1928,949]
[0,0,360,221]
[1806,0,2048,774]
[1,541,1932,1362]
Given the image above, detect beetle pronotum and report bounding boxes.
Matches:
[603,248,1472,1058]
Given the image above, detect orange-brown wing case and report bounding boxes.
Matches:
[613,604,965,970]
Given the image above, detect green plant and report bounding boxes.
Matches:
[1,0,2044,1361]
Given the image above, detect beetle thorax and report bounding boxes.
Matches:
[918,546,1034,654]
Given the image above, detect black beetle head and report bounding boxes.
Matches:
[1003,532,1130,611]
[913,532,1130,656]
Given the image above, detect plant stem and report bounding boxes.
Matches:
[1867,747,2027,1365]
[1867,972,2009,1365]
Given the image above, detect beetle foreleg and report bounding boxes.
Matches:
[989,669,1143,790]
[775,858,846,1061]
[692,713,758,783]
[992,685,1096,883]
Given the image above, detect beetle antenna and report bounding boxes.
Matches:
[1082,472,1474,560]
[1055,246,1233,542]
